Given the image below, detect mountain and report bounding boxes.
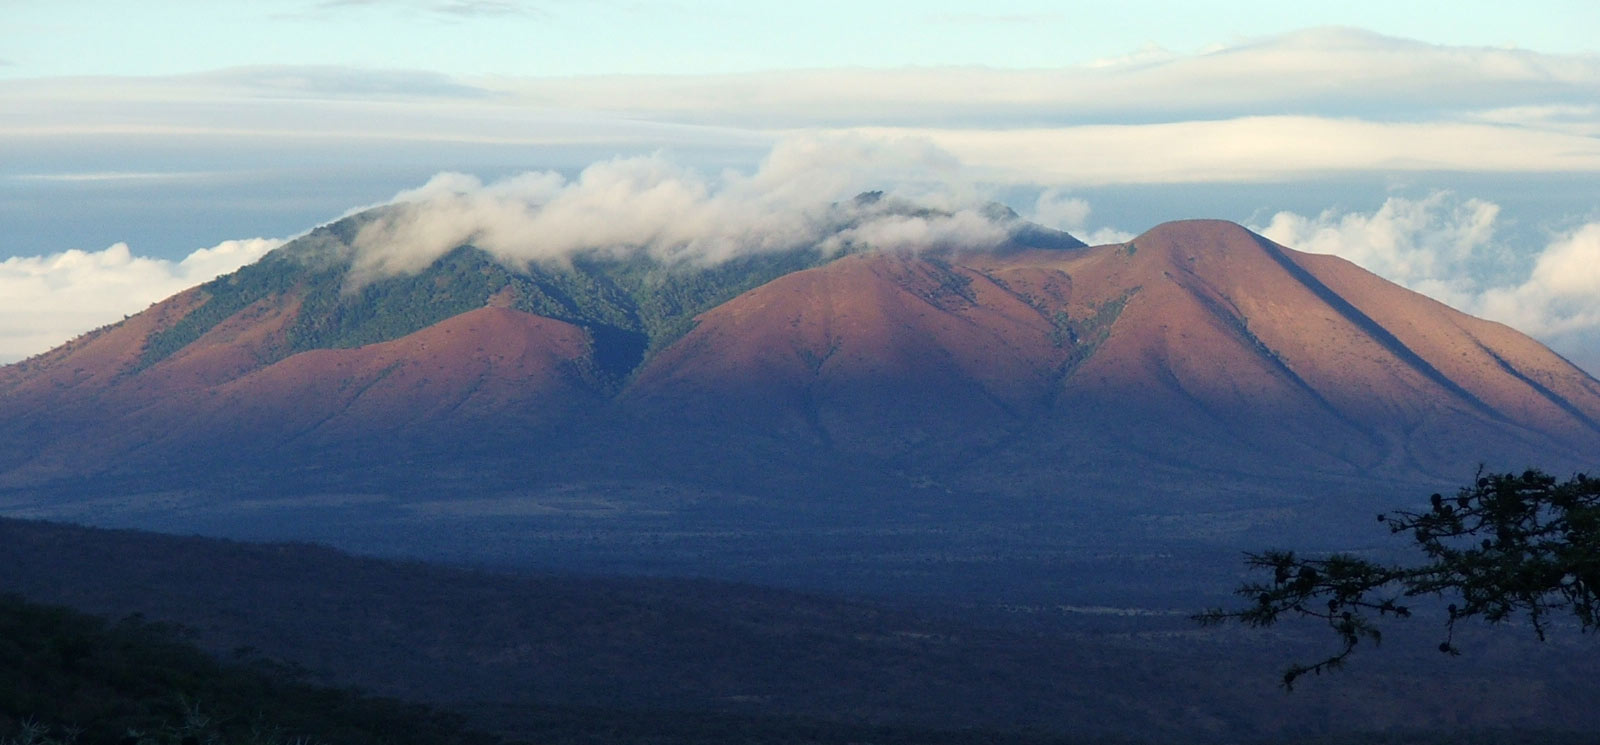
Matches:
[2,205,1597,601]
[626,219,1600,474]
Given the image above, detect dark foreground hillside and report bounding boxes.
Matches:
[3,518,1599,744]
[0,594,496,745]
[0,592,1142,745]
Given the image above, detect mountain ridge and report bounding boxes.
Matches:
[2,209,1597,581]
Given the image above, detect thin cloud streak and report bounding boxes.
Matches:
[851,118,1600,183]
[487,28,1600,127]
[921,12,1066,26]
[431,1,536,18]
[303,0,539,19]
[205,66,492,99]
[6,106,1599,186]
[13,171,220,183]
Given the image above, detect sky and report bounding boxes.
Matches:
[4,1,1600,372]
[6,1,1600,78]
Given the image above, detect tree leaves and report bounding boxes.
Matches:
[1195,469,1600,689]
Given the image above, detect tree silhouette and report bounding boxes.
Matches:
[1195,469,1600,688]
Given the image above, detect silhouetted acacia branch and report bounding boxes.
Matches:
[1194,469,1600,689]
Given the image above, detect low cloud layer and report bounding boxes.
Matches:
[7,28,1600,190]
[871,117,1600,184]
[495,28,1600,128]
[1255,194,1600,372]
[347,135,1015,285]
[0,238,280,363]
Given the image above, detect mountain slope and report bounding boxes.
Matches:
[1035,220,1600,476]
[624,251,1073,457]
[627,219,1600,482]
[1,210,1597,568]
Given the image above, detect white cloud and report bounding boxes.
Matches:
[1254,193,1600,375]
[854,117,1600,185]
[347,134,1013,285]
[0,238,281,363]
[1468,104,1600,137]
[0,136,1103,363]
[1029,188,1134,246]
[1024,187,1139,246]
[1078,226,1139,247]
[1478,223,1600,337]
[1256,192,1503,309]
[1031,189,1092,232]
[822,210,1011,256]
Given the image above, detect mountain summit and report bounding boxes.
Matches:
[2,210,1596,567]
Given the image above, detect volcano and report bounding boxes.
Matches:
[2,207,1597,586]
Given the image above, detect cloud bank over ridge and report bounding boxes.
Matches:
[346,135,1017,285]
[4,133,1600,377]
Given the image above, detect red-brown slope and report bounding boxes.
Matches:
[0,288,214,480]
[624,251,1072,455]
[628,220,1600,483]
[0,288,207,399]
[1038,221,1600,478]
[1288,249,1600,446]
[0,305,605,486]
[135,294,304,393]
[193,306,602,446]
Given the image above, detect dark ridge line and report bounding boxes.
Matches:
[1177,277,1385,453]
[1478,342,1600,439]
[1252,234,1510,425]
[280,359,407,449]
[796,339,839,450]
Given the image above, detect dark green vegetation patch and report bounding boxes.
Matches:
[135,216,833,387]
[1049,288,1138,378]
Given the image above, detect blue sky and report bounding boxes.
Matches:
[6,1,1598,77]
[3,1,1600,372]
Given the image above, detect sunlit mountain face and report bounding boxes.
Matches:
[2,201,1596,610]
